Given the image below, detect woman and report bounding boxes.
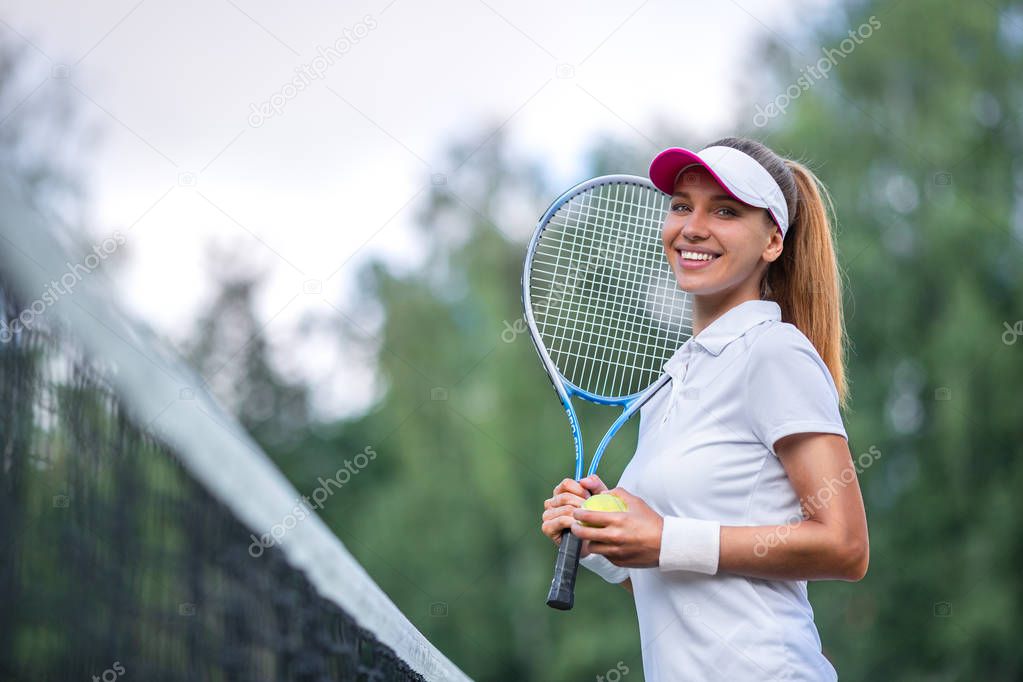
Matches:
[540,137,868,681]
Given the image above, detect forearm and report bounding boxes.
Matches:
[717,519,867,581]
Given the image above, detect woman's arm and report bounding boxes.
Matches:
[572,432,869,582]
[718,433,869,581]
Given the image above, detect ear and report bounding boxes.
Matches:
[762,224,784,264]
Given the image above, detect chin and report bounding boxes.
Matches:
[674,273,734,298]
[673,272,713,295]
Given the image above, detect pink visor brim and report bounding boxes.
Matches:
[649,147,742,203]
[648,147,786,232]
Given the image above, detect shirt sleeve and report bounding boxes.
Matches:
[579,553,630,584]
[744,324,847,456]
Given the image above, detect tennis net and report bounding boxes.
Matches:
[0,176,470,682]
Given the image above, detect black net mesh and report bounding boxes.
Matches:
[0,279,426,682]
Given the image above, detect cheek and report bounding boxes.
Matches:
[661,218,680,247]
[720,238,767,277]
[718,223,761,259]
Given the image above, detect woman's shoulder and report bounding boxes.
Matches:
[743,319,838,397]
[745,318,820,360]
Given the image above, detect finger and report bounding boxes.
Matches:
[573,508,623,528]
[544,492,585,509]
[543,512,578,529]
[547,492,586,509]
[580,474,609,494]
[542,515,576,541]
[541,505,576,521]
[586,541,623,562]
[540,527,564,548]
[541,519,559,541]
[554,477,589,498]
[553,477,582,495]
[569,520,616,543]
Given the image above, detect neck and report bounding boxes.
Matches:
[691,286,763,336]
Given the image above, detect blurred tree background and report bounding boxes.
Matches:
[183,0,1023,679]
[4,0,1020,679]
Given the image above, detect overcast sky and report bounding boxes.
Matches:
[1,0,831,415]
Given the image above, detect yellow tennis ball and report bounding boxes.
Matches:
[580,493,628,527]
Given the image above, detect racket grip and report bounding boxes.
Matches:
[546,530,582,610]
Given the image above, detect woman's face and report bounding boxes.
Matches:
[661,166,783,297]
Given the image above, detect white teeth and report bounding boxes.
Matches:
[680,250,717,261]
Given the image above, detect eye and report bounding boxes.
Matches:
[716,206,738,217]
[670,202,690,213]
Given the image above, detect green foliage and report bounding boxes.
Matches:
[186,1,1023,679]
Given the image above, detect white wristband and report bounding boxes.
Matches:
[579,553,630,584]
[658,516,721,575]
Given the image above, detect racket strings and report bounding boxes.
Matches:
[537,185,678,370]
[529,181,691,399]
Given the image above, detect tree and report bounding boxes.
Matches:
[185,1,1023,678]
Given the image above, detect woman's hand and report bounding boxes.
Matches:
[571,487,664,568]
[541,475,608,553]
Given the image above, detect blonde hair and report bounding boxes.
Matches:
[709,137,848,407]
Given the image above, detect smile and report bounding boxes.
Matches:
[679,250,719,262]
[677,249,721,270]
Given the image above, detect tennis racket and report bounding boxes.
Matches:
[523,175,693,610]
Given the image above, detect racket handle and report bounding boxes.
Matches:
[546,530,582,610]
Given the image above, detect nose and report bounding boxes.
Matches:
[680,208,710,241]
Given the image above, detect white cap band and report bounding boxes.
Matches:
[650,145,791,236]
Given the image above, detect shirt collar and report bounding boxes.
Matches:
[664,299,781,372]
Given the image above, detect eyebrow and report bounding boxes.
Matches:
[672,190,742,203]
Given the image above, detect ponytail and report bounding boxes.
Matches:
[764,161,848,407]
[708,137,848,407]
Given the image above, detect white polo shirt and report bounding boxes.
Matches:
[584,299,847,681]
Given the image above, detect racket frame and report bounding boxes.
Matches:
[522,174,680,610]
